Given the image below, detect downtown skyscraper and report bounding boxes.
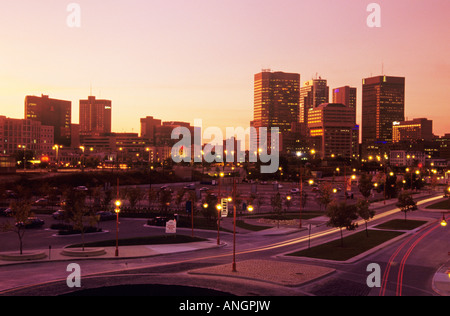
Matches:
[24,94,72,147]
[79,96,112,136]
[252,70,300,132]
[251,70,300,152]
[362,75,405,144]
[300,78,329,125]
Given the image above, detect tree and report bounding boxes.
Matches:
[326,201,359,247]
[255,195,264,214]
[125,187,145,210]
[358,173,374,199]
[175,188,187,211]
[396,190,417,221]
[202,193,218,224]
[147,188,158,210]
[63,189,96,251]
[158,189,172,215]
[317,182,334,211]
[271,192,283,228]
[355,198,375,237]
[0,200,33,255]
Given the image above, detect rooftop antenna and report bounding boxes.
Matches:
[89,83,93,96]
[382,62,384,75]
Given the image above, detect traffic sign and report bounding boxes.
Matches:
[221,198,228,217]
[166,220,177,234]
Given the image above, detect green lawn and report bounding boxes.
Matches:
[235,220,272,231]
[425,199,450,210]
[287,230,404,261]
[68,235,207,248]
[374,219,427,230]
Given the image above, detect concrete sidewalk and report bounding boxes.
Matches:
[0,239,222,266]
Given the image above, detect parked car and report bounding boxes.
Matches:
[147,216,169,227]
[16,217,45,229]
[75,186,88,191]
[290,188,300,194]
[34,198,48,207]
[199,187,209,192]
[52,210,66,220]
[96,211,116,221]
[4,190,17,199]
[0,208,13,217]
[184,184,196,190]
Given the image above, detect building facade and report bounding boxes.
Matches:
[307,103,356,159]
[332,86,357,109]
[0,116,54,156]
[24,94,71,147]
[79,96,112,136]
[251,70,301,153]
[300,78,329,124]
[362,76,405,144]
[392,118,433,143]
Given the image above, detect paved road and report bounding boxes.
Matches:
[0,193,447,296]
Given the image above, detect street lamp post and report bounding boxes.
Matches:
[216,203,222,245]
[114,199,121,257]
[18,145,26,171]
[232,177,237,272]
[296,152,304,229]
[440,213,447,227]
[216,172,224,245]
[79,146,85,172]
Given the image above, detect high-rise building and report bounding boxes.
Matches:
[252,70,300,153]
[307,103,356,159]
[25,94,72,147]
[300,78,329,124]
[361,75,405,144]
[392,118,434,143]
[332,86,357,110]
[79,96,112,136]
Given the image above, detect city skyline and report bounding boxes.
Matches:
[0,1,449,136]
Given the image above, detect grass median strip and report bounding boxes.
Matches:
[67,235,207,248]
[287,230,404,261]
[374,219,427,230]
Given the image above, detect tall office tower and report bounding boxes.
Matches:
[79,96,112,136]
[299,78,329,124]
[332,86,357,110]
[252,70,300,152]
[253,70,300,131]
[25,94,72,147]
[361,75,405,144]
[307,103,356,159]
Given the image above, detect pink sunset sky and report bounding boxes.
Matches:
[0,0,449,136]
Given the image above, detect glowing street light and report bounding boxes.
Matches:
[114,199,121,257]
[441,214,447,227]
